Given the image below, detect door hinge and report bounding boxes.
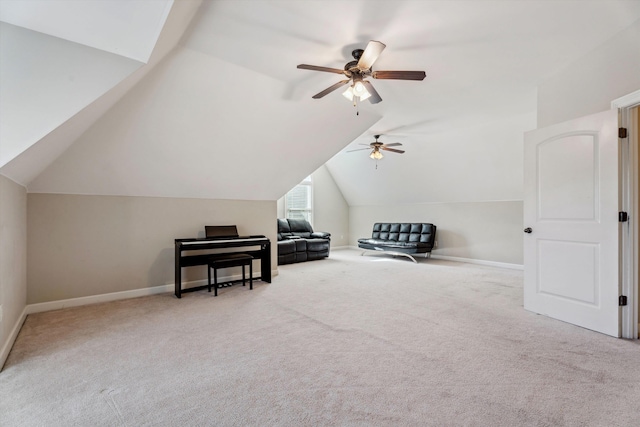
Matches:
[618,211,628,222]
[619,295,628,306]
[619,127,627,138]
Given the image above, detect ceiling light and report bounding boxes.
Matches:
[370,150,383,160]
[358,89,371,101]
[342,86,354,101]
[342,81,371,102]
[353,81,368,97]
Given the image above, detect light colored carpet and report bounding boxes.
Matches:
[1,248,639,426]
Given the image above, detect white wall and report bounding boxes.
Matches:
[537,19,640,128]
[350,201,523,266]
[341,18,640,266]
[312,165,350,247]
[27,194,276,304]
[277,165,350,247]
[331,112,535,265]
[0,22,142,167]
[327,112,535,206]
[0,174,27,369]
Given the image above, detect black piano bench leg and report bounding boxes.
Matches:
[242,264,246,286]
[249,261,253,290]
[207,263,219,296]
[214,267,218,297]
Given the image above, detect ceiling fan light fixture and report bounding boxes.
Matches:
[342,86,354,101]
[342,80,371,102]
[297,39,426,105]
[353,80,369,97]
[370,150,383,160]
[358,89,372,101]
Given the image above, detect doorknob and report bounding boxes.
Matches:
[524,227,532,233]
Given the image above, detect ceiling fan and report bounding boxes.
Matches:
[297,40,426,105]
[348,135,405,160]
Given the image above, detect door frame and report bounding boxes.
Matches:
[612,89,640,339]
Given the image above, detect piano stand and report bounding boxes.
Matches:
[208,253,253,296]
[174,235,271,298]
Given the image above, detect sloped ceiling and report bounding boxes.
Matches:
[3,1,640,203]
[0,0,201,184]
[0,0,172,62]
[27,47,381,200]
[0,22,143,167]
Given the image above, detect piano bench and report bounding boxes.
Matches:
[207,253,253,296]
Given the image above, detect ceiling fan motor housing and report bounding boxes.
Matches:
[346,49,370,74]
[344,60,358,73]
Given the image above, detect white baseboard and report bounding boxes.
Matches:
[429,254,523,270]
[25,269,278,315]
[26,284,174,315]
[1,306,27,371]
[347,245,523,270]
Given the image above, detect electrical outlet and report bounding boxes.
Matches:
[435,241,438,248]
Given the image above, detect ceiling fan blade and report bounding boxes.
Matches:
[372,70,426,81]
[312,80,350,99]
[347,148,371,152]
[357,40,386,71]
[381,147,405,154]
[361,81,382,104]
[383,142,402,147]
[297,64,347,74]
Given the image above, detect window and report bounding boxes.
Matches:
[285,175,312,224]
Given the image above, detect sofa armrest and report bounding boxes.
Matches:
[311,231,331,240]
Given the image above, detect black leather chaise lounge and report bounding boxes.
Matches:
[358,222,436,263]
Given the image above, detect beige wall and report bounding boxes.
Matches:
[0,175,27,367]
[350,201,523,265]
[27,194,276,304]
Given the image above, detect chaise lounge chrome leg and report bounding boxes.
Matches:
[396,252,418,263]
[360,249,417,263]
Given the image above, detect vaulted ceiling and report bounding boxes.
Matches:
[2,0,640,204]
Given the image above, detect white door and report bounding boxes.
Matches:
[523,109,620,337]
